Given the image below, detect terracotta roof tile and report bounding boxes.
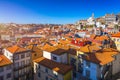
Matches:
[0,54,12,67]
[51,48,67,55]
[6,45,28,53]
[83,48,118,65]
[79,44,100,53]
[34,57,72,75]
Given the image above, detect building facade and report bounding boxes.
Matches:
[0,54,13,80]
[3,45,32,80]
[105,14,116,24]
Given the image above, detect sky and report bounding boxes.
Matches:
[0,0,120,24]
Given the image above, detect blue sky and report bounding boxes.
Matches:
[0,0,120,24]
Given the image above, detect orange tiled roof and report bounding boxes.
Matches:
[42,43,57,52]
[112,32,120,37]
[34,57,72,75]
[55,44,69,50]
[90,34,109,41]
[95,35,109,41]
[59,39,71,45]
[79,44,100,53]
[83,48,118,65]
[0,54,12,67]
[7,45,28,53]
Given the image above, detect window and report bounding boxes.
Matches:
[117,39,119,41]
[26,53,30,57]
[15,62,19,68]
[86,70,90,78]
[0,76,3,80]
[45,68,48,73]
[53,56,57,60]
[21,61,25,66]
[45,76,48,80]
[38,72,41,78]
[21,69,24,75]
[6,65,11,70]
[26,60,30,65]
[113,38,116,41]
[15,71,19,77]
[38,65,41,69]
[7,73,11,79]
[14,55,19,60]
[86,61,90,67]
[0,67,4,72]
[19,70,22,74]
[21,54,25,59]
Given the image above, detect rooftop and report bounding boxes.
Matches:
[34,57,72,75]
[79,44,100,53]
[6,45,29,54]
[83,48,118,65]
[51,48,67,55]
[0,54,12,67]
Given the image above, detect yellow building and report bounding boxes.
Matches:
[111,32,120,51]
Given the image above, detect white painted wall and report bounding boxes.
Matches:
[43,51,68,64]
[3,49,13,62]
[43,51,52,60]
